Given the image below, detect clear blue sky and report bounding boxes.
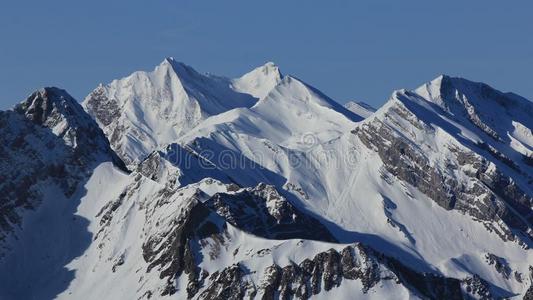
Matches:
[1,0,532,109]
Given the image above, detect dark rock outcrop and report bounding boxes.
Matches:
[205,183,337,242]
[0,88,126,252]
[355,110,532,246]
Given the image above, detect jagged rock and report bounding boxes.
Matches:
[525,285,533,300]
[356,113,533,245]
[252,244,465,300]
[205,183,336,242]
[0,88,125,252]
[485,253,512,279]
[2,65,532,300]
[141,193,218,298]
[199,264,253,300]
[462,275,493,300]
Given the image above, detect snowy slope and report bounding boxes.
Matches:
[0,88,124,252]
[230,62,282,99]
[0,88,127,299]
[83,59,282,167]
[414,75,533,164]
[179,75,363,147]
[1,60,532,300]
[344,100,376,118]
[137,73,533,298]
[82,60,368,168]
[43,171,469,300]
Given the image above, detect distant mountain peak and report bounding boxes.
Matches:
[83,58,260,166]
[155,57,202,81]
[10,86,126,171]
[163,56,176,64]
[161,56,188,67]
[414,74,533,119]
[231,62,282,100]
[2,61,533,299]
[15,87,89,129]
[262,61,277,67]
[257,61,281,76]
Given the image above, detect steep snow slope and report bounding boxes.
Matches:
[180,75,363,147]
[414,75,533,164]
[140,75,533,298]
[164,75,365,204]
[82,60,367,168]
[230,62,282,99]
[0,88,127,299]
[0,88,125,252]
[2,62,533,300]
[83,59,282,167]
[344,100,376,118]
[46,170,470,300]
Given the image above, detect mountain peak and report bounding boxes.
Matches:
[163,56,176,64]
[253,74,365,122]
[15,87,87,127]
[3,61,533,299]
[231,62,283,100]
[161,56,188,67]
[395,74,533,161]
[11,86,126,170]
[83,58,259,166]
[414,74,532,112]
[258,61,281,74]
[413,74,449,102]
[156,57,200,80]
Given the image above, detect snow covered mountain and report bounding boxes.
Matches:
[0,61,532,300]
[0,88,126,298]
[83,58,283,167]
[344,100,376,118]
[0,87,125,245]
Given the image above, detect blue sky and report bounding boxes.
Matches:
[1,0,532,109]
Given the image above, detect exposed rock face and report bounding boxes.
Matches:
[205,183,337,242]
[523,267,533,300]
[92,173,465,300]
[200,264,254,300]
[92,175,211,298]
[0,88,125,253]
[135,182,339,298]
[485,253,512,279]
[142,194,217,297]
[195,243,466,300]
[0,109,72,246]
[15,88,126,169]
[83,85,121,127]
[426,76,533,146]
[525,286,533,300]
[462,275,493,300]
[3,68,533,299]
[355,95,532,246]
[256,246,382,299]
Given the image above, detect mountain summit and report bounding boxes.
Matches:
[83,58,259,166]
[0,60,532,300]
[231,61,282,99]
[83,60,369,167]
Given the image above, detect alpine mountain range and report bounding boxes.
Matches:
[0,58,532,300]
